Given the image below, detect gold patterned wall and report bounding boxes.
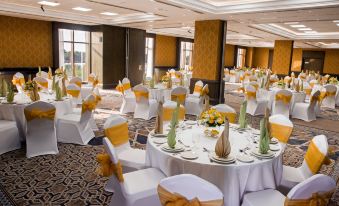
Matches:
[224,44,235,66]
[193,20,223,80]
[154,35,177,67]
[324,49,339,74]
[291,48,302,72]
[0,15,52,67]
[246,47,253,67]
[252,47,269,68]
[272,40,293,75]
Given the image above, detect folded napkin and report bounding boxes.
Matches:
[167,101,179,148]
[215,117,231,158]
[0,79,7,97]
[6,83,14,103]
[238,100,247,129]
[154,101,164,134]
[259,108,270,154]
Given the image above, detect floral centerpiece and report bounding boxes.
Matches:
[276,79,285,89]
[329,77,338,85]
[201,108,224,127]
[23,80,40,102]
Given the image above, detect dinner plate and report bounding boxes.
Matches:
[153,138,167,144]
[269,144,280,151]
[161,144,185,153]
[180,151,199,160]
[185,120,196,125]
[210,153,236,163]
[250,149,275,158]
[236,154,254,163]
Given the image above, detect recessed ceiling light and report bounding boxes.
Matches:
[284,22,299,25]
[304,31,317,33]
[100,12,118,16]
[337,24,339,26]
[72,7,92,12]
[333,20,339,22]
[290,25,306,28]
[38,1,60,6]
[298,28,312,31]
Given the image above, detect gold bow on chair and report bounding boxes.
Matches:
[123,82,131,91]
[96,153,124,182]
[24,108,56,122]
[319,91,336,103]
[245,91,256,100]
[104,122,129,146]
[275,94,292,104]
[94,94,102,104]
[67,89,80,98]
[304,88,312,95]
[157,185,223,206]
[37,81,48,89]
[220,112,237,123]
[82,100,96,113]
[116,84,124,94]
[134,90,149,101]
[269,123,293,143]
[74,81,82,88]
[171,94,186,105]
[284,189,335,206]
[193,85,202,94]
[12,77,25,86]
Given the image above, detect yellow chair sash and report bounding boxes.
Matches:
[82,100,96,113]
[105,122,129,146]
[24,108,56,122]
[158,185,223,206]
[163,106,185,121]
[12,77,25,86]
[246,91,256,99]
[37,81,48,89]
[194,85,203,95]
[220,112,237,123]
[275,94,292,104]
[202,87,209,96]
[270,123,292,143]
[304,141,327,174]
[88,76,95,83]
[171,94,186,105]
[67,89,80,98]
[304,88,312,95]
[319,91,336,103]
[252,84,259,90]
[123,82,131,91]
[284,189,335,206]
[310,82,315,88]
[96,153,124,182]
[310,95,320,104]
[237,87,245,93]
[94,94,102,104]
[74,81,82,88]
[116,84,124,94]
[134,90,149,101]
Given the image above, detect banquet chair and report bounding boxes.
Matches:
[158,174,224,206]
[279,135,329,191]
[118,81,136,114]
[245,85,268,116]
[69,77,82,88]
[321,84,337,109]
[185,81,204,116]
[104,114,146,171]
[272,89,292,117]
[336,89,339,106]
[12,72,25,93]
[248,81,259,91]
[224,68,230,82]
[133,85,158,120]
[0,118,21,155]
[88,73,97,87]
[34,76,49,91]
[229,70,239,83]
[292,91,320,122]
[163,101,185,122]
[102,138,165,206]
[56,94,95,145]
[24,101,59,158]
[242,174,336,206]
[122,78,134,95]
[36,71,48,79]
[309,79,318,88]
[214,104,237,123]
[269,114,293,150]
[66,83,82,106]
[169,86,187,105]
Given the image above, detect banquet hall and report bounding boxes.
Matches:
[0,0,339,205]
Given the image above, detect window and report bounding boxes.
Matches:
[59,29,90,81]
[145,37,154,78]
[236,48,246,68]
[180,41,194,70]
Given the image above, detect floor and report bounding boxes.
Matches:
[0,89,338,206]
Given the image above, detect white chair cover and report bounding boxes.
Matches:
[119,80,136,114]
[272,89,292,117]
[24,101,58,158]
[13,72,25,93]
[36,71,48,78]
[122,78,133,94]
[133,85,158,120]
[102,138,165,206]
[169,86,187,105]
[186,81,204,116]
[0,120,21,155]
[245,85,268,116]
[269,114,293,150]
[34,76,49,91]
[321,84,337,109]
[66,83,82,106]
[69,77,82,88]
[292,91,320,122]
[56,95,95,145]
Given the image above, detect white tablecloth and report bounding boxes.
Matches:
[149,84,189,102]
[146,124,283,206]
[81,84,93,99]
[0,93,72,139]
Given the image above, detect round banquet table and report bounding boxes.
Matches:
[149,84,189,102]
[0,93,72,139]
[145,123,283,206]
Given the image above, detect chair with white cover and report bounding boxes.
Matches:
[280,135,330,191]
[269,114,293,150]
[163,101,185,122]
[168,86,187,105]
[24,101,59,158]
[36,71,48,79]
[185,81,204,116]
[88,73,97,87]
[66,83,82,106]
[272,89,292,117]
[103,114,146,172]
[224,68,230,82]
[133,85,158,120]
[12,72,25,93]
[117,81,136,114]
[122,78,134,95]
[34,76,49,91]
[292,91,320,122]
[100,137,165,206]
[214,104,237,123]
[248,81,259,91]
[229,70,239,83]
[158,174,224,206]
[245,85,268,116]
[321,84,337,109]
[56,95,95,145]
[0,118,21,155]
[69,77,82,88]
[242,174,336,206]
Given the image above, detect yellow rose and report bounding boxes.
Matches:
[217,118,223,124]
[209,119,214,124]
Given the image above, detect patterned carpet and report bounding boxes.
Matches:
[0,90,338,206]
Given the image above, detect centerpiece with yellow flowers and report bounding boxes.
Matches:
[329,77,338,85]
[23,79,40,102]
[200,108,224,138]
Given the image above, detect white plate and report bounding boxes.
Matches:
[185,120,196,125]
[210,153,236,163]
[161,144,185,153]
[269,144,280,151]
[180,151,199,160]
[153,138,167,144]
[251,149,275,158]
[236,154,254,163]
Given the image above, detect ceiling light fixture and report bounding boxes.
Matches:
[284,22,299,25]
[72,7,92,12]
[333,20,339,22]
[337,24,339,26]
[38,1,60,6]
[100,12,118,16]
[290,25,306,28]
[304,31,317,33]
[298,28,312,31]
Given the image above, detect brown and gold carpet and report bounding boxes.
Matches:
[0,90,338,206]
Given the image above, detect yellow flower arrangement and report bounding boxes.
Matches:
[161,74,170,83]
[201,108,224,127]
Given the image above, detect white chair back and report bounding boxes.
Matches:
[104,114,131,152]
[171,86,187,104]
[80,94,95,126]
[287,174,336,200]
[245,85,257,102]
[214,104,237,123]
[103,137,119,165]
[249,81,259,91]
[13,72,25,92]
[66,83,81,98]
[34,76,49,90]
[269,114,293,147]
[122,78,132,93]
[309,90,320,109]
[133,85,150,104]
[69,77,82,88]
[324,84,337,93]
[36,71,48,78]
[273,89,292,116]
[193,81,203,97]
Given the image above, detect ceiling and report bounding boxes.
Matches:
[1,0,339,48]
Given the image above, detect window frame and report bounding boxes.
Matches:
[178,38,194,70]
[145,33,155,78]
